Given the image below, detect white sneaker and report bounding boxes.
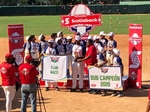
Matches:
[117,94,123,97]
[111,93,117,97]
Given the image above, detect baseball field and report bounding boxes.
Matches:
[0,14,150,112]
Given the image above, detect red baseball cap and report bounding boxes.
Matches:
[5,53,14,59]
[25,55,33,61]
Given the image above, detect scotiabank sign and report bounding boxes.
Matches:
[129,24,142,89]
[61,4,102,40]
[61,15,101,26]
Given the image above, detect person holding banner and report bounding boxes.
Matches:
[55,37,66,55]
[106,32,117,66]
[70,36,85,93]
[18,55,39,112]
[0,53,18,112]
[44,39,59,91]
[76,39,97,94]
[111,48,124,97]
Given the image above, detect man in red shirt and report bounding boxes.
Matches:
[18,55,39,112]
[0,53,18,112]
[77,39,97,66]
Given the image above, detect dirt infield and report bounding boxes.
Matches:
[0,34,150,112]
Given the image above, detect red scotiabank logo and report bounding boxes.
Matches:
[62,15,101,26]
[61,4,102,38]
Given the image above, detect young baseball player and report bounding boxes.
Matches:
[99,31,108,48]
[106,32,117,66]
[70,36,85,93]
[51,33,57,47]
[111,48,124,97]
[55,37,66,55]
[23,36,31,62]
[44,40,59,91]
[66,36,74,78]
[29,35,40,59]
[57,31,67,45]
[38,34,49,54]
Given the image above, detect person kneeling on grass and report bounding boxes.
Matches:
[111,48,124,97]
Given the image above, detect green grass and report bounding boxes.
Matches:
[0,14,150,37]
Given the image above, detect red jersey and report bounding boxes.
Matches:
[0,62,18,86]
[18,63,39,84]
[85,45,97,65]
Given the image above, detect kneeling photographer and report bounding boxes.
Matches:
[18,55,39,112]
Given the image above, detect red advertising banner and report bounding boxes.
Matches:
[8,24,24,65]
[129,24,142,89]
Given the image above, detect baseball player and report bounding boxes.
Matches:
[38,34,49,54]
[51,33,57,47]
[66,36,74,78]
[57,31,67,45]
[106,32,117,66]
[44,39,59,91]
[23,36,31,62]
[99,31,108,48]
[111,48,124,97]
[29,35,40,59]
[18,55,39,112]
[0,53,18,112]
[55,37,66,55]
[70,36,85,93]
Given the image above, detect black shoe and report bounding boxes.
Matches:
[45,87,49,91]
[55,87,60,91]
[93,90,100,94]
[88,89,94,94]
[80,88,84,93]
[70,88,76,92]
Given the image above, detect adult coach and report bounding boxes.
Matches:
[18,55,39,112]
[0,53,18,112]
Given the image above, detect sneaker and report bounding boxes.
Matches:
[101,91,107,96]
[80,88,84,93]
[45,87,49,91]
[70,88,76,92]
[111,93,118,97]
[55,87,60,91]
[88,90,94,94]
[117,93,123,97]
[93,90,100,94]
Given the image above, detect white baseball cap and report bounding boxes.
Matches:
[55,37,61,43]
[93,35,99,41]
[99,31,106,36]
[26,36,30,41]
[107,32,114,37]
[66,36,72,40]
[88,35,93,40]
[113,48,120,56]
[38,34,44,41]
[75,36,81,41]
[48,39,54,43]
[57,31,63,37]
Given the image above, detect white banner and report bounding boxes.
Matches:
[89,66,123,90]
[42,55,67,82]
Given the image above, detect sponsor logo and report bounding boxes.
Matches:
[100,68,109,73]
[130,33,142,46]
[22,68,29,75]
[129,51,141,68]
[91,83,96,87]
[0,67,7,74]
[129,26,142,29]
[9,32,23,44]
[50,57,60,63]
